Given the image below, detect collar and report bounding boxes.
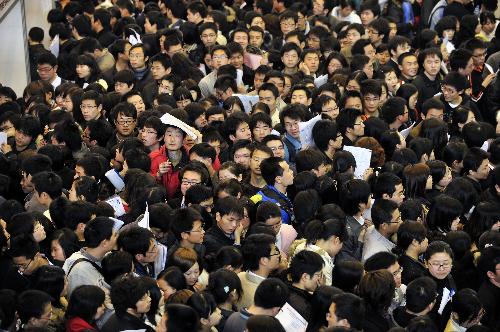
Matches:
[284,133,301,148]
[247,270,266,283]
[473,64,484,72]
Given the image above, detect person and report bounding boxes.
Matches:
[326,292,365,330]
[204,196,244,257]
[63,216,118,296]
[16,290,53,331]
[287,250,324,323]
[392,276,437,328]
[250,157,295,225]
[424,241,456,330]
[292,219,346,286]
[65,285,106,332]
[103,274,155,332]
[359,270,396,332]
[224,278,289,332]
[245,315,285,332]
[445,288,485,331]
[188,291,223,332]
[362,199,402,261]
[158,303,200,332]
[117,226,161,278]
[396,221,429,285]
[237,233,281,310]
[206,269,243,331]
[476,246,500,330]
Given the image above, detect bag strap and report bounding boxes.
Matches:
[67,257,103,276]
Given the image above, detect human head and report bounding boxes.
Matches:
[290,250,324,292]
[327,293,365,329]
[16,290,53,328]
[214,196,244,235]
[424,241,454,280]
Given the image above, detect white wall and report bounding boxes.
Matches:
[25,0,53,49]
[0,0,29,97]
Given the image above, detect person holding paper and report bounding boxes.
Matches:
[337,108,365,146]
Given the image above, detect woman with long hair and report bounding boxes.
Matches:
[74,54,103,89]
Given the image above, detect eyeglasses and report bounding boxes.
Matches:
[15,258,33,272]
[367,29,379,35]
[116,119,135,126]
[181,179,201,186]
[212,55,228,60]
[37,66,54,73]
[428,261,452,269]
[189,223,206,233]
[280,22,296,28]
[140,128,157,135]
[201,33,216,39]
[146,242,158,255]
[0,125,13,131]
[129,53,144,59]
[391,267,403,277]
[80,104,98,110]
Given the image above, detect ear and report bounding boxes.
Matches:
[382,193,390,200]
[166,67,172,75]
[398,64,403,71]
[200,317,210,326]
[180,231,190,241]
[215,212,221,222]
[135,253,145,262]
[229,134,236,142]
[486,270,496,280]
[89,139,98,146]
[338,318,351,328]
[77,222,86,233]
[379,34,385,40]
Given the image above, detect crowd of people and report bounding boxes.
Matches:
[0,0,500,331]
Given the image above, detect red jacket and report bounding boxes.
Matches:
[66,317,98,332]
[149,145,189,199]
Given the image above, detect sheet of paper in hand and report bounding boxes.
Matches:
[275,302,308,332]
[343,145,372,179]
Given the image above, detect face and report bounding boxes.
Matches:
[304,270,323,292]
[233,147,251,168]
[346,79,360,92]
[278,161,294,187]
[217,212,241,234]
[400,55,419,79]
[360,10,375,26]
[142,239,159,263]
[230,52,244,69]
[13,255,37,275]
[264,140,284,159]
[232,122,251,142]
[201,29,217,47]
[135,292,152,314]
[425,108,444,120]
[322,100,340,120]
[441,84,460,103]
[389,183,405,205]
[15,130,32,149]
[80,99,101,121]
[427,252,453,279]
[76,64,91,79]
[167,43,184,59]
[151,61,169,80]
[164,127,184,151]
[282,50,299,68]
[33,221,46,242]
[387,262,402,288]
[31,303,52,327]
[258,90,277,112]
[284,116,301,139]
[384,71,399,93]
[328,58,342,75]
[249,30,264,48]
[352,116,365,137]
[114,82,133,95]
[158,279,177,300]
[252,121,271,142]
[291,90,311,106]
[51,239,65,261]
[471,159,490,180]
[304,53,320,74]
[280,18,297,35]
[233,32,249,49]
[367,27,382,44]
[37,63,57,81]
[483,19,495,34]
[212,50,229,70]
[129,47,147,69]
[345,97,362,110]
[363,93,380,114]
[63,94,74,112]
[472,48,487,67]
[250,149,271,175]
[327,302,345,328]
[176,98,191,109]
[180,170,202,196]
[438,166,452,188]
[394,43,411,59]
[307,34,321,50]
[115,112,136,136]
[140,126,160,148]
[424,54,441,77]
[409,92,418,110]
[377,50,390,65]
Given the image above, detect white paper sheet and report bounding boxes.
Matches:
[399,122,415,139]
[299,114,322,149]
[275,302,308,332]
[0,132,7,146]
[105,195,126,217]
[343,146,372,179]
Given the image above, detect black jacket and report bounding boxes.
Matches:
[101,312,154,332]
[399,254,427,285]
[363,305,392,332]
[287,284,313,323]
[203,225,237,257]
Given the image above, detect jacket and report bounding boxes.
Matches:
[287,284,313,322]
[250,185,294,225]
[101,312,155,332]
[62,249,109,296]
[236,271,265,310]
[203,225,237,257]
[66,317,98,332]
[149,145,189,199]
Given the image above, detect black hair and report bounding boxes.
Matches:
[289,250,324,283]
[110,274,149,315]
[32,171,62,200]
[66,285,105,323]
[359,270,396,314]
[371,199,399,229]
[241,233,275,271]
[83,216,115,248]
[406,276,438,313]
[16,290,52,324]
[331,260,364,293]
[253,278,289,309]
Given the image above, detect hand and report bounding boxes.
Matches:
[158,161,171,175]
[234,222,244,244]
[358,225,369,243]
[260,52,269,65]
[1,143,12,154]
[482,71,497,88]
[363,168,374,181]
[299,62,310,76]
[193,281,205,292]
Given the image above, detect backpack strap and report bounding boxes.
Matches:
[67,257,103,276]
